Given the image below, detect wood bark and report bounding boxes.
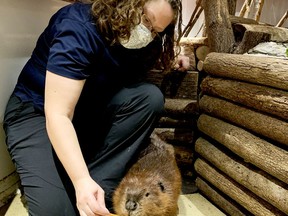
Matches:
[203,52,288,91]
[154,128,195,146]
[233,28,270,54]
[173,145,194,166]
[227,0,237,15]
[195,137,288,214]
[276,11,288,27]
[197,60,204,72]
[157,116,195,129]
[230,15,259,25]
[254,0,265,22]
[239,0,253,17]
[145,70,198,100]
[0,172,20,207]
[202,0,235,53]
[199,95,288,146]
[200,77,288,121]
[196,177,252,216]
[197,114,288,184]
[164,99,198,117]
[180,37,209,46]
[233,23,288,43]
[195,45,210,61]
[194,159,286,216]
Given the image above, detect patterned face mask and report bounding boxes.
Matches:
[120,23,153,49]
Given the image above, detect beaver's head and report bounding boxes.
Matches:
[113,175,176,216]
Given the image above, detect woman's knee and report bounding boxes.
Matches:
[111,82,164,115]
[23,176,77,216]
[141,83,165,114]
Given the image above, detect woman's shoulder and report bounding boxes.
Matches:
[47,2,105,46]
[51,2,95,28]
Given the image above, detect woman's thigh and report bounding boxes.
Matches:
[4,95,77,215]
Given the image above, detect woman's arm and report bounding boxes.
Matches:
[44,71,110,216]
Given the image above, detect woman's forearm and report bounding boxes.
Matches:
[46,115,90,185]
[44,71,89,185]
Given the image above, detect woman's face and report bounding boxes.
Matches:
[143,0,174,34]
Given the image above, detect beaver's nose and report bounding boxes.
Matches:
[125,200,138,211]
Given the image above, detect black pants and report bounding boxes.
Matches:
[3,82,164,216]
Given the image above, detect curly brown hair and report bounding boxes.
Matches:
[85,0,183,71]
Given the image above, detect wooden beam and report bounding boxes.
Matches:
[239,0,253,18]
[197,114,288,184]
[195,137,288,214]
[200,77,288,121]
[195,158,286,216]
[203,52,288,91]
[196,177,250,216]
[254,0,265,22]
[276,11,288,27]
[199,95,288,146]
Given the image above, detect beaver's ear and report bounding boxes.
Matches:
[158,182,165,192]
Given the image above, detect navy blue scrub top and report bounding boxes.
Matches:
[13,2,162,113]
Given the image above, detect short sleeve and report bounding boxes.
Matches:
[47,19,100,80]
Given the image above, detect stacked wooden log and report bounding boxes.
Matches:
[195,52,288,215]
[179,37,210,73]
[145,69,199,180]
[179,37,210,108]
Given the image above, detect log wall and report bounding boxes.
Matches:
[196,52,288,215]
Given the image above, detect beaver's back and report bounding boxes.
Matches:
[113,133,182,216]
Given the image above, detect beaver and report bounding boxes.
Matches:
[112,132,182,216]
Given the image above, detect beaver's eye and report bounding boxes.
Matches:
[145,192,150,197]
[158,182,165,192]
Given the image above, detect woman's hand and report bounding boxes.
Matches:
[174,54,190,72]
[74,177,110,216]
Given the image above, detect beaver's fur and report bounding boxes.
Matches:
[112,133,182,216]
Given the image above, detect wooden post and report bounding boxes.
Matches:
[227,0,237,15]
[182,0,204,37]
[254,0,265,22]
[202,0,235,53]
[276,11,288,27]
[239,0,253,17]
